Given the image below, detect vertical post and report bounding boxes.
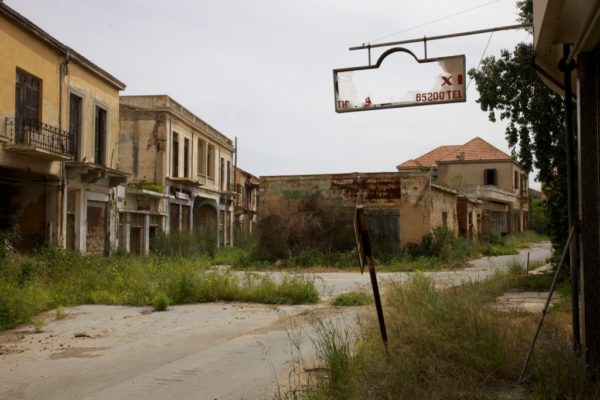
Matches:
[577,48,600,374]
[143,214,150,256]
[355,206,389,356]
[560,44,581,353]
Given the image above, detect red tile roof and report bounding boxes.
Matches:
[397,137,512,170]
[397,145,461,169]
[438,137,512,162]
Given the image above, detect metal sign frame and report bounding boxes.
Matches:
[333,47,466,113]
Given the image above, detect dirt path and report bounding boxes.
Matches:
[0,242,551,400]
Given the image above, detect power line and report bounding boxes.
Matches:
[366,0,500,45]
[467,31,494,90]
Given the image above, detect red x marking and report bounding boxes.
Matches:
[441,76,452,86]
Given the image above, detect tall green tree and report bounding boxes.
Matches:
[468,0,568,253]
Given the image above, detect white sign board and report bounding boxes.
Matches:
[333,48,466,112]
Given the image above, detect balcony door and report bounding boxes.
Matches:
[15,69,40,142]
[69,94,82,160]
[94,106,107,165]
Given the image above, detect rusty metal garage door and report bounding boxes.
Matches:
[365,209,400,255]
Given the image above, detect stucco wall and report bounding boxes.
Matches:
[67,63,122,169]
[430,187,458,233]
[0,14,63,177]
[119,105,167,185]
[437,160,525,195]
[259,172,455,250]
[119,96,234,194]
[0,14,123,173]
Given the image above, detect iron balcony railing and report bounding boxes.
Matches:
[4,118,74,156]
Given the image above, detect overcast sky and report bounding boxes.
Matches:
[7,0,536,186]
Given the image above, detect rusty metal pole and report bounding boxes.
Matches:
[366,254,389,355]
[355,206,389,356]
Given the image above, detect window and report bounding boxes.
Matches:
[197,139,206,175]
[184,137,190,178]
[15,69,41,143]
[442,211,448,227]
[172,132,179,177]
[220,157,225,191]
[207,144,215,178]
[226,161,231,192]
[15,69,41,123]
[69,94,82,160]
[514,171,519,189]
[94,106,107,165]
[484,169,497,185]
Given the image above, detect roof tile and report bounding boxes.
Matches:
[397,137,512,170]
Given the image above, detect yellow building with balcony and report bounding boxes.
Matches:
[0,3,126,253]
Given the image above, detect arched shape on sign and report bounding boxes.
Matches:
[333,47,466,112]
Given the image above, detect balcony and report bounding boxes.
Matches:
[3,118,74,161]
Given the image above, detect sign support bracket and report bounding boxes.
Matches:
[350,23,530,64]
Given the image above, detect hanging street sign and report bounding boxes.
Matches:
[333,48,466,113]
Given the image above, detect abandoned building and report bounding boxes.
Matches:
[118,95,235,254]
[0,3,127,253]
[233,167,259,246]
[258,172,473,254]
[397,136,529,240]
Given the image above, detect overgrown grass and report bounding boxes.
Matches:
[239,229,546,272]
[293,270,592,399]
[0,247,319,331]
[331,291,373,307]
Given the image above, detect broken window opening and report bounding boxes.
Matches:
[484,169,497,186]
[172,131,179,177]
[184,137,190,178]
[94,106,107,165]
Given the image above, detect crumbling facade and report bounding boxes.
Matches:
[259,172,459,253]
[118,95,235,254]
[398,137,528,239]
[234,167,259,245]
[0,3,126,253]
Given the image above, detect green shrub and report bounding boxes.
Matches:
[152,292,170,311]
[407,226,455,260]
[0,226,20,258]
[127,180,163,193]
[332,291,373,307]
[0,281,50,330]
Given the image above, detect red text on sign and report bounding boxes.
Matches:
[415,90,463,102]
[337,100,350,109]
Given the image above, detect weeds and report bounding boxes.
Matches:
[294,271,593,399]
[240,229,543,272]
[0,248,319,331]
[55,306,66,320]
[150,229,216,258]
[311,319,354,396]
[331,292,372,307]
[32,318,43,333]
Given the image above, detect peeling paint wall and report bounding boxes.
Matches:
[430,187,458,233]
[259,172,458,250]
[119,105,167,185]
